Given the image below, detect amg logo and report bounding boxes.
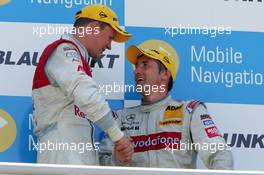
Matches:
[121,126,139,131]
[223,133,264,148]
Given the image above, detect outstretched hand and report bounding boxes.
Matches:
[114,137,134,165]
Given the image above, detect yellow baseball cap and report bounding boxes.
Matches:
[126,40,179,81]
[75,4,131,43]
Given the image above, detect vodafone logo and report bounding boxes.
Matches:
[0,0,11,6]
[0,109,17,152]
[132,132,181,153]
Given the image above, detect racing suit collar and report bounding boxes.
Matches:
[140,95,171,112]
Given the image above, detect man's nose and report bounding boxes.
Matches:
[134,66,142,74]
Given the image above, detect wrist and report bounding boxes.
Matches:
[106,124,124,142]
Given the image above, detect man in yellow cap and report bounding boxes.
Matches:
[32,4,133,165]
[99,40,233,169]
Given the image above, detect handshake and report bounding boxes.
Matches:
[114,136,134,165]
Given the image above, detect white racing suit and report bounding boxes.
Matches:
[99,96,233,169]
[32,34,123,165]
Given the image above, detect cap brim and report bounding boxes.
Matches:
[111,24,132,43]
[126,45,159,65]
[126,45,142,64]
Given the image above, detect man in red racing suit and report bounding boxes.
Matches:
[32,4,133,165]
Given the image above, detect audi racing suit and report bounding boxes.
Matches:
[99,96,233,169]
[32,34,123,165]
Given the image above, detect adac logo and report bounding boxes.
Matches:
[163,105,183,120]
[160,105,183,126]
[0,109,17,152]
[0,0,11,6]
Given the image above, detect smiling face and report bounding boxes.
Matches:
[134,55,172,97]
[134,56,164,94]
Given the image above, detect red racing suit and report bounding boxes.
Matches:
[32,34,123,165]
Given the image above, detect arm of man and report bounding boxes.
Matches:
[99,111,133,166]
[44,43,123,142]
[189,102,234,170]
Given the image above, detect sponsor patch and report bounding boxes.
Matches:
[64,48,80,63]
[65,51,79,58]
[121,113,140,131]
[65,51,80,61]
[71,58,80,63]
[74,105,86,119]
[121,114,139,125]
[63,47,76,51]
[200,114,212,120]
[203,119,215,127]
[159,120,182,126]
[131,132,182,153]
[163,104,183,120]
[205,126,221,138]
[121,126,139,131]
[77,65,86,73]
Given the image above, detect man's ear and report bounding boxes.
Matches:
[160,70,171,82]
